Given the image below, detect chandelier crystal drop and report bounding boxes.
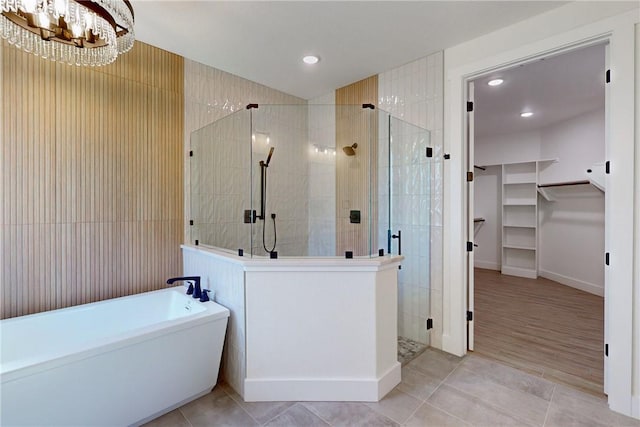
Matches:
[0,0,134,66]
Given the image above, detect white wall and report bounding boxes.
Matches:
[443,3,638,416]
[308,93,337,256]
[183,60,306,251]
[473,165,501,270]
[378,52,444,347]
[475,130,541,166]
[538,108,605,296]
[539,108,605,183]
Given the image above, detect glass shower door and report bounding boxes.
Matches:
[386,114,432,353]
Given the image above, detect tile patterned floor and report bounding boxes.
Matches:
[144,349,640,427]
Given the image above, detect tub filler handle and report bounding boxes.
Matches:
[166,276,201,297]
[200,289,212,303]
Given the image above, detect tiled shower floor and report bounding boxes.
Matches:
[398,336,428,365]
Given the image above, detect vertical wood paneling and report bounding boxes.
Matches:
[1,41,184,319]
[335,76,378,256]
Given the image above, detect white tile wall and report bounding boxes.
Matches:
[378,52,444,348]
[184,59,308,255]
[184,59,306,252]
[308,94,337,256]
[182,247,246,395]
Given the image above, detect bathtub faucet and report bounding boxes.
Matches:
[166,276,201,297]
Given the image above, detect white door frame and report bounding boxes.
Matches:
[442,10,637,416]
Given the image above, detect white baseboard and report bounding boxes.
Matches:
[539,270,604,297]
[474,261,500,271]
[243,363,401,402]
[632,395,640,419]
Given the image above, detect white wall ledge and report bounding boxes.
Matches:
[181,244,403,272]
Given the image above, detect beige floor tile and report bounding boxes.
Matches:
[364,388,421,424]
[462,355,555,401]
[406,348,463,381]
[180,389,258,426]
[445,366,550,426]
[302,401,398,427]
[223,383,295,424]
[551,385,640,427]
[544,403,611,427]
[397,365,442,401]
[404,402,471,427]
[428,384,536,426]
[264,403,330,426]
[142,409,190,427]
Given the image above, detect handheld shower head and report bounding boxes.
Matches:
[265,147,275,166]
[343,143,358,156]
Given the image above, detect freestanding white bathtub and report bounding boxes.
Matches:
[0,286,230,427]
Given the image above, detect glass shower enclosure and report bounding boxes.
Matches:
[190,104,438,350]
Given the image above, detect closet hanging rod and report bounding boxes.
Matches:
[474,165,486,171]
[537,180,590,188]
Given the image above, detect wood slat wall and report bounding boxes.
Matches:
[335,76,378,256]
[1,41,184,319]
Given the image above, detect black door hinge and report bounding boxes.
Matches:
[605,161,610,174]
[426,147,433,158]
[426,318,433,330]
[189,220,194,226]
[605,70,610,84]
[467,171,474,182]
[195,239,199,246]
[466,101,474,112]
[466,241,473,252]
[467,311,473,321]
[605,252,610,266]
[605,343,609,357]
[189,150,193,157]
[444,153,450,160]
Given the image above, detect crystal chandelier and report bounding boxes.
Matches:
[0,0,134,66]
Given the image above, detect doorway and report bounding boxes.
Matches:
[467,43,607,395]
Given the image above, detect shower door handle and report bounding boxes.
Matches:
[391,230,402,255]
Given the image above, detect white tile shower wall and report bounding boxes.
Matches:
[308,94,337,256]
[182,247,246,395]
[250,105,309,256]
[184,59,306,251]
[378,52,444,348]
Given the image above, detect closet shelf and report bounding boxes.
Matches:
[503,224,536,229]
[504,201,536,206]
[537,180,602,202]
[503,244,536,251]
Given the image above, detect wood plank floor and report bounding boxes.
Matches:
[473,268,604,396]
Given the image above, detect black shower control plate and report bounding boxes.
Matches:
[350,210,361,224]
[244,210,257,223]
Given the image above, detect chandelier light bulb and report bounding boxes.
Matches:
[22,0,37,13]
[0,0,135,66]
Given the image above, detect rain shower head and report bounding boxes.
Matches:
[343,143,358,156]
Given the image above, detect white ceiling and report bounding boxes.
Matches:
[473,43,606,138]
[130,1,570,100]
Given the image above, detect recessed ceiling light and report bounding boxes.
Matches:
[488,78,504,86]
[520,111,534,118]
[303,55,319,65]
